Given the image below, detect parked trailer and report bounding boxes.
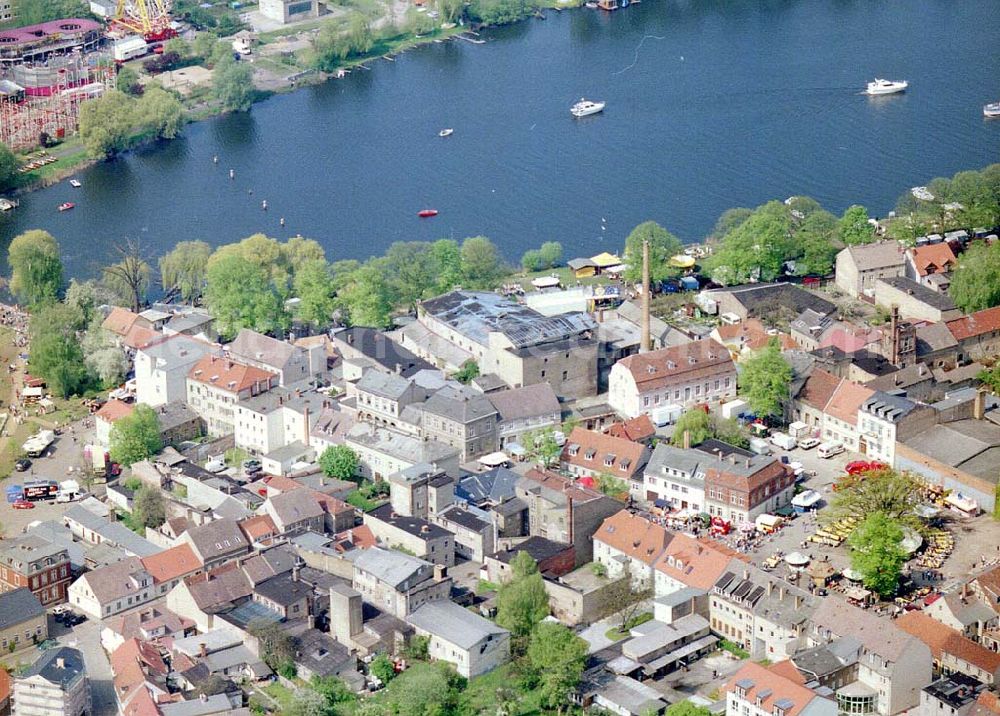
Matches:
[22,429,54,457]
[22,480,58,501]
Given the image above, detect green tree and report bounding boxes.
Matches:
[135,85,185,139]
[453,360,480,384]
[709,201,793,285]
[523,428,562,467]
[159,240,212,302]
[7,229,64,306]
[338,261,395,328]
[429,239,463,293]
[623,221,683,284]
[460,236,505,288]
[979,364,1000,394]
[309,675,355,709]
[204,253,289,339]
[78,90,136,158]
[248,620,296,671]
[116,65,141,94]
[81,315,129,387]
[110,404,164,467]
[838,204,876,246]
[597,473,628,499]
[520,249,543,272]
[318,445,359,481]
[283,236,327,272]
[293,259,335,327]
[794,210,839,277]
[538,241,563,268]
[437,0,465,22]
[6,0,90,25]
[133,486,167,529]
[848,511,906,599]
[949,241,1000,313]
[738,337,792,419]
[213,55,255,112]
[666,702,713,716]
[384,241,438,309]
[526,622,588,713]
[497,553,549,639]
[671,408,713,446]
[64,279,114,325]
[28,303,88,397]
[102,256,151,314]
[285,688,330,716]
[370,654,396,685]
[192,32,219,62]
[825,468,923,530]
[0,143,17,191]
[708,207,752,242]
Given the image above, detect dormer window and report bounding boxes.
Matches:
[604,454,615,467]
[567,444,579,457]
[584,449,596,460]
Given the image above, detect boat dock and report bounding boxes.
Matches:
[457,33,486,44]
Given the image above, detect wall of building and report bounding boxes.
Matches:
[895,443,996,513]
[0,611,47,653]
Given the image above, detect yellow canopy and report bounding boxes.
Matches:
[669,254,696,268]
[590,252,621,268]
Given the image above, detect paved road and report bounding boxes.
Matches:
[53,616,116,715]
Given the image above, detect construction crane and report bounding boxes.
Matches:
[112,0,177,42]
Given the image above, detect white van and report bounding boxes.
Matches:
[817,441,844,459]
[769,432,797,451]
[749,437,772,456]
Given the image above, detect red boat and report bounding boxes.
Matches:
[417,209,439,218]
[58,202,75,212]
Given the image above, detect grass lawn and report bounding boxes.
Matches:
[604,611,653,641]
[476,579,500,594]
[262,682,296,711]
[719,639,750,659]
[345,490,387,512]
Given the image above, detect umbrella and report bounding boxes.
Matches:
[843,568,864,582]
[785,552,810,566]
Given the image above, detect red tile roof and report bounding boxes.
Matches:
[238,514,278,543]
[187,354,276,394]
[896,612,1000,673]
[102,307,144,336]
[655,533,743,590]
[0,668,9,708]
[615,339,735,392]
[123,324,163,351]
[910,243,958,277]
[522,468,606,503]
[561,427,650,480]
[972,691,1000,716]
[594,510,673,566]
[768,660,808,685]
[332,525,377,552]
[140,544,201,584]
[823,379,873,426]
[110,638,168,706]
[725,662,821,716]
[605,414,656,442]
[947,306,1000,342]
[796,369,841,411]
[96,398,135,424]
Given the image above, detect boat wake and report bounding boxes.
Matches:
[612,34,667,76]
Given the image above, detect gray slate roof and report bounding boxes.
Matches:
[352,547,432,589]
[267,489,323,529]
[0,588,44,629]
[645,444,709,485]
[228,329,298,370]
[356,370,414,400]
[422,384,497,424]
[347,424,459,465]
[861,391,919,422]
[877,276,957,311]
[844,241,906,271]
[185,519,248,562]
[406,600,508,649]
[487,383,560,423]
[20,646,86,688]
[455,466,520,505]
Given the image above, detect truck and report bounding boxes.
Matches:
[83,444,116,482]
[22,480,58,501]
[56,479,84,503]
[112,36,149,62]
[769,432,798,451]
[749,437,772,456]
[22,430,55,458]
[651,404,683,427]
[721,399,748,421]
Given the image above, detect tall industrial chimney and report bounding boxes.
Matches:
[640,239,651,353]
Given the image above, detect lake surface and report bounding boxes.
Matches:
[2,0,998,278]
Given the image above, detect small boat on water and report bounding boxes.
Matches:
[571,98,605,117]
[58,202,75,212]
[985,102,1000,118]
[865,78,908,96]
[69,179,81,188]
[439,128,454,137]
[418,209,439,218]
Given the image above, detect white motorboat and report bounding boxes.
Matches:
[865,78,908,96]
[985,102,1000,119]
[69,179,81,188]
[571,98,605,117]
[439,128,454,137]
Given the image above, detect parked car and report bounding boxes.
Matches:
[797,438,820,450]
[14,458,31,472]
[243,459,262,475]
[12,499,34,509]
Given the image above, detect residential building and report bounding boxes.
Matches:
[12,647,90,716]
[608,339,737,419]
[711,319,797,361]
[180,519,251,570]
[906,243,958,288]
[0,588,46,653]
[401,290,599,399]
[110,637,169,714]
[134,334,215,407]
[592,510,673,586]
[346,423,460,481]
[835,242,907,297]
[227,328,322,386]
[711,565,818,659]
[857,392,937,464]
[162,308,216,341]
[809,597,932,715]
[418,384,499,461]
[561,427,651,496]
[262,489,325,537]
[896,612,1000,685]
[352,370,427,429]
[654,534,741,596]
[484,537,575,583]
[946,306,1000,363]
[487,383,562,448]
[388,463,454,519]
[725,662,836,716]
[94,399,134,449]
[186,355,277,436]
[0,534,71,606]
[165,566,253,633]
[791,374,874,453]
[294,628,356,683]
[605,414,657,444]
[915,322,960,367]
[67,557,153,619]
[253,572,313,621]
[350,547,451,618]
[642,443,709,511]
[516,469,623,566]
[406,601,509,678]
[259,0,321,24]
[234,386,327,457]
[332,327,433,379]
[703,454,794,523]
[434,504,494,562]
[363,505,455,566]
[140,543,203,599]
[874,277,961,323]
[920,675,987,716]
[702,283,836,322]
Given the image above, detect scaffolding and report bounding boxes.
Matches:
[0,53,115,151]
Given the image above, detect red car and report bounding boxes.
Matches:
[12,499,34,509]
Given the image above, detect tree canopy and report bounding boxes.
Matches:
[7,230,64,306]
[28,303,88,397]
[848,511,906,598]
[318,445,359,481]
[293,259,336,327]
[526,622,589,712]
[671,408,713,447]
[133,486,167,529]
[204,253,289,339]
[667,702,713,716]
[110,404,164,467]
[460,236,506,288]
[838,205,876,246]
[708,201,794,285]
[949,240,1000,313]
[826,467,924,530]
[497,553,549,639]
[159,240,212,303]
[623,221,683,284]
[738,337,792,418]
[213,55,255,112]
[0,144,17,192]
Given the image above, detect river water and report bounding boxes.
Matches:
[1,0,998,278]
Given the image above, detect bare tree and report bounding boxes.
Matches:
[602,565,653,633]
[102,237,151,314]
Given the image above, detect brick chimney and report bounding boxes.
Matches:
[974,389,986,421]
